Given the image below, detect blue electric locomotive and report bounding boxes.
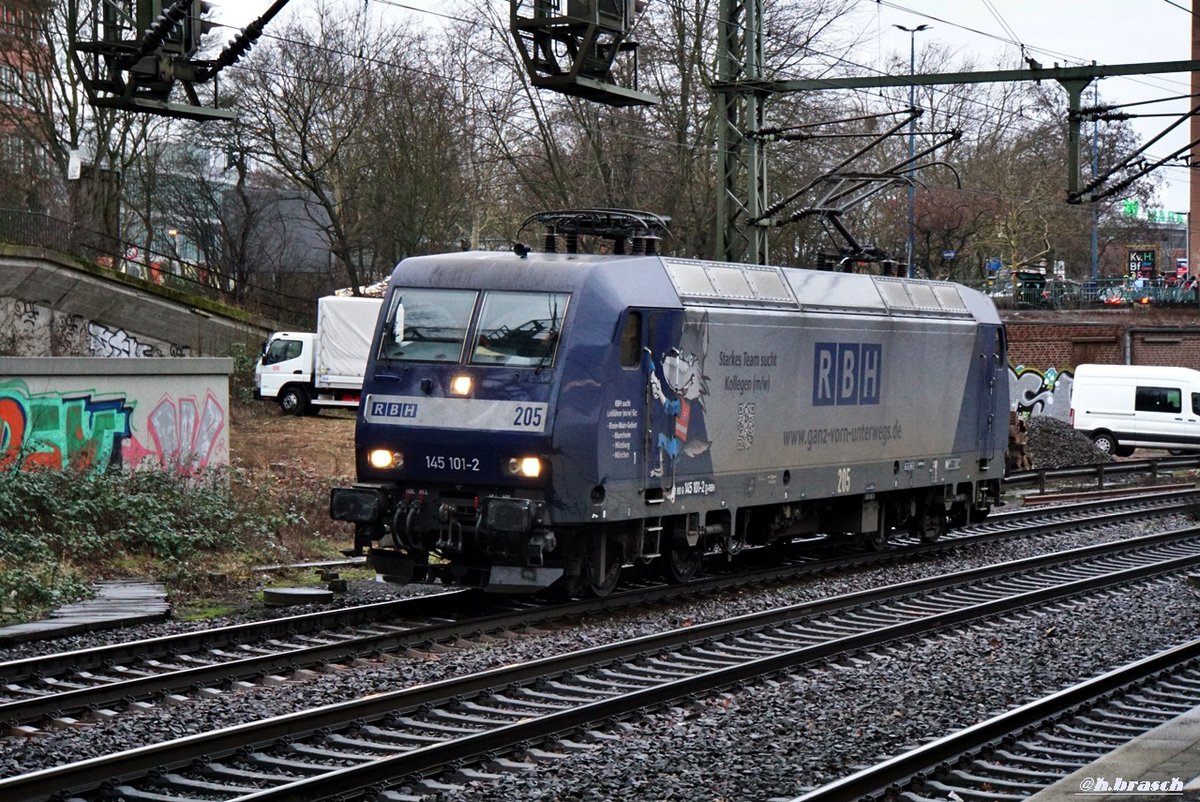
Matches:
[331,211,1009,594]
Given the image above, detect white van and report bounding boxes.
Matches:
[1070,363,1200,456]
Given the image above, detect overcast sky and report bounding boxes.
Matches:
[210,0,1196,212]
[862,1,1194,213]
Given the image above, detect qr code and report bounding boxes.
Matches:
[736,402,755,450]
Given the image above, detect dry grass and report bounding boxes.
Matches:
[229,402,358,476]
[227,401,359,564]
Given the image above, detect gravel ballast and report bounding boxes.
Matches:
[2,514,1199,801]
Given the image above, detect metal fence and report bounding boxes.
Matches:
[974,275,1199,311]
[0,209,310,327]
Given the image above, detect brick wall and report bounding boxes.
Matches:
[1003,308,1200,372]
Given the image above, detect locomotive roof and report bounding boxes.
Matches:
[388,251,1001,324]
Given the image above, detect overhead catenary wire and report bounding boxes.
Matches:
[4,2,1172,239]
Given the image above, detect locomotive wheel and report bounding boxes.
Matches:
[586,555,622,597]
[916,503,947,543]
[662,543,702,583]
[867,517,889,550]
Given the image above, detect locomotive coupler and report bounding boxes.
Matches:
[436,503,464,552]
[527,530,557,566]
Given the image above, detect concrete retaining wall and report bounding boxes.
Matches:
[0,357,232,470]
[0,246,276,358]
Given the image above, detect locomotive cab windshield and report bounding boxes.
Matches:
[379,288,476,363]
[379,288,567,368]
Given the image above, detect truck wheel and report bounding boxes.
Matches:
[279,386,309,416]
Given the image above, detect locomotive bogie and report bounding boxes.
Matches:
[330,250,1009,593]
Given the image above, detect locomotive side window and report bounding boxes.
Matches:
[619,311,642,367]
[471,291,569,368]
[379,288,477,363]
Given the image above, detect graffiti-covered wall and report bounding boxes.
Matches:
[0,249,274,358]
[0,299,189,358]
[0,357,232,471]
[1009,364,1074,420]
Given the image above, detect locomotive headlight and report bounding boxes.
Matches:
[368,448,403,469]
[450,374,473,396]
[508,456,543,478]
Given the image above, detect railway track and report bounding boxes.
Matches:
[4,525,1200,801]
[3,488,1197,736]
[3,489,1196,735]
[793,637,1200,801]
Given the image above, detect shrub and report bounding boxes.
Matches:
[0,462,284,624]
[227,341,261,405]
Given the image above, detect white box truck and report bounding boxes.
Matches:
[254,295,383,415]
[1070,363,1200,456]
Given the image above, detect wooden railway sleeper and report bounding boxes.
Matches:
[245,750,332,773]
[568,673,645,692]
[111,784,195,802]
[921,778,1027,801]
[424,707,519,726]
[454,698,547,717]
[1085,705,1175,725]
[739,630,813,648]
[489,690,577,711]
[1061,716,1161,735]
[358,723,444,746]
[1010,739,1117,758]
[158,772,256,794]
[197,762,291,784]
[394,714,486,735]
[595,663,685,681]
[669,651,740,669]
[1123,691,1197,711]
[287,740,379,761]
[696,640,776,659]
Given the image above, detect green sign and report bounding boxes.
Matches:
[1122,199,1186,225]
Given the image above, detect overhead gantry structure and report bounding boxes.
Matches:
[509,0,657,107]
[69,0,294,121]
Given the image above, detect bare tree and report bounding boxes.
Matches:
[0,0,168,255]
[233,1,410,293]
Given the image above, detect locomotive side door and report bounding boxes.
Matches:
[639,307,712,502]
[978,324,1005,458]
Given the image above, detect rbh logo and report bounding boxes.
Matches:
[370,400,419,418]
[812,342,882,406]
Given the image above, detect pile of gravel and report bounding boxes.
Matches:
[1026,415,1113,469]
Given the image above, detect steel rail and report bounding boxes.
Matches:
[3,490,1196,731]
[4,530,1200,802]
[790,638,1200,802]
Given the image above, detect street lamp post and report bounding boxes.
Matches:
[895,23,930,278]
